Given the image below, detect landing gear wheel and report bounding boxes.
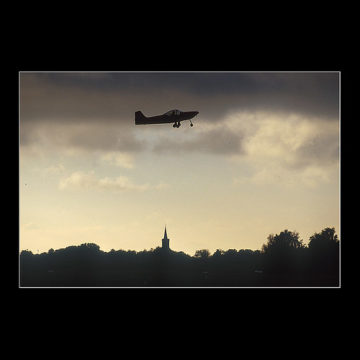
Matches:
[190,123,193,127]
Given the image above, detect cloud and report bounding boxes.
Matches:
[234,163,335,188]
[58,171,169,192]
[43,163,65,175]
[291,130,339,169]
[152,125,245,155]
[154,182,170,190]
[100,152,134,168]
[96,176,149,192]
[229,111,339,187]
[58,171,147,192]
[20,121,145,154]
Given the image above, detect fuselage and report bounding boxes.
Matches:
[135,110,199,125]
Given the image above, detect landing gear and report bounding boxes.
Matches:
[190,120,194,127]
[173,122,181,128]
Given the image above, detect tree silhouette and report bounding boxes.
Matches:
[19,227,339,287]
[194,249,211,258]
[261,230,306,285]
[307,227,339,286]
[262,229,304,254]
[308,227,338,252]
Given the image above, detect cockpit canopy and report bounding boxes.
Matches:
[164,109,182,116]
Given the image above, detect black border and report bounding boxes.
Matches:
[12,41,349,311]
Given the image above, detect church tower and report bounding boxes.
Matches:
[162,226,170,251]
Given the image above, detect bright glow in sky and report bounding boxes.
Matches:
[19,72,340,255]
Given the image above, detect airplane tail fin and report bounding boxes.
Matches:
[135,111,147,125]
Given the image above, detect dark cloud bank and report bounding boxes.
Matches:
[20,72,339,158]
[21,72,339,123]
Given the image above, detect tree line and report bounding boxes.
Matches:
[20,227,339,287]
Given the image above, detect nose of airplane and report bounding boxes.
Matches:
[194,111,199,116]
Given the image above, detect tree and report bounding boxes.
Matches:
[307,227,339,286]
[261,230,305,284]
[224,249,238,257]
[80,243,100,251]
[262,229,304,254]
[308,227,339,252]
[20,250,33,256]
[212,249,225,259]
[194,249,211,259]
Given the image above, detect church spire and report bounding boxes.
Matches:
[162,225,170,251]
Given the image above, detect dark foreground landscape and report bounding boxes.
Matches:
[20,228,339,287]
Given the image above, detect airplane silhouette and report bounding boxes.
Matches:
[135,109,199,128]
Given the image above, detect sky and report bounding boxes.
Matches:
[19,72,340,255]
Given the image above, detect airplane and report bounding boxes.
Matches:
[135,109,199,128]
